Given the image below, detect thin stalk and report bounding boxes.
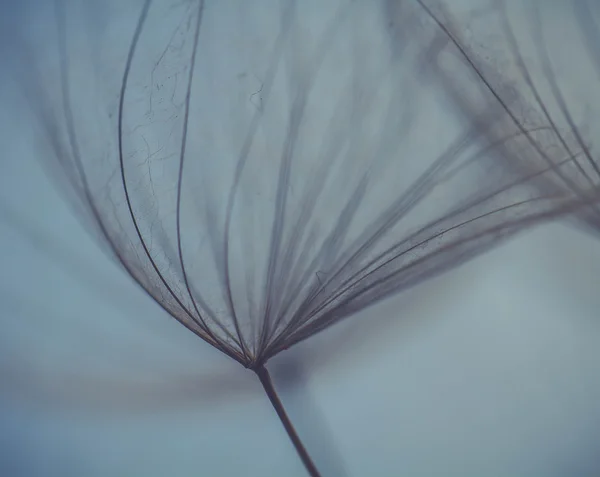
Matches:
[254,365,322,477]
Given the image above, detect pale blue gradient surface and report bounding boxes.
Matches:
[1,1,600,476]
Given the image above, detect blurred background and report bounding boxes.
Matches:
[1,0,600,476]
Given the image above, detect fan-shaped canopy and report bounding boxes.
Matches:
[423,1,600,236]
[23,0,584,368]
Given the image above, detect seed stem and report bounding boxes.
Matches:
[254,365,322,477]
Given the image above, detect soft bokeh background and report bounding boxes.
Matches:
[1,1,600,476]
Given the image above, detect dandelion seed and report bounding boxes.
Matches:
[12,0,590,474]
[419,0,600,235]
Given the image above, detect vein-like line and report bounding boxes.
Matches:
[54,0,227,356]
[264,125,558,352]
[415,0,592,205]
[297,150,578,328]
[504,5,597,191]
[266,127,478,351]
[174,0,245,358]
[279,193,584,354]
[265,145,583,357]
[221,0,298,364]
[530,4,600,182]
[257,2,354,357]
[115,0,243,363]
